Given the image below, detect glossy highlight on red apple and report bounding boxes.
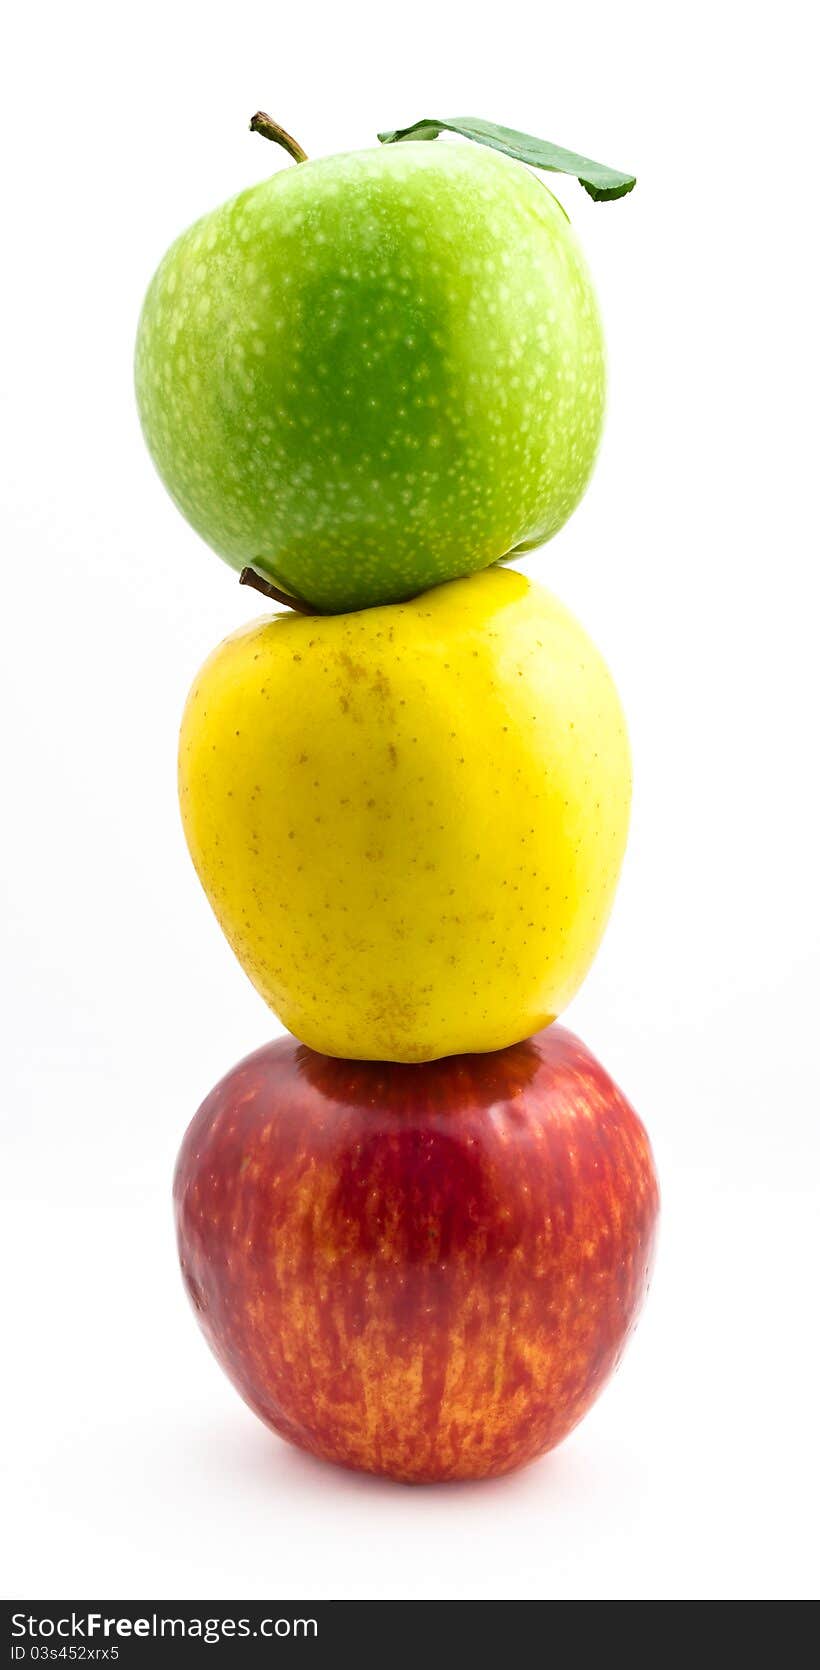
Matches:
[174,1025,659,1483]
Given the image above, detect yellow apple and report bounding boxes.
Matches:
[179,569,630,1061]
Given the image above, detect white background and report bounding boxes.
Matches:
[1,0,818,1603]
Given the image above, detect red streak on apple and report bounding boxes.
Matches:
[174,1026,659,1483]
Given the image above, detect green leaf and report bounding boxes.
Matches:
[377,117,635,203]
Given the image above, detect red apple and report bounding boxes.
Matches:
[174,1026,659,1483]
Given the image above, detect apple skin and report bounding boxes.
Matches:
[135,142,604,613]
[174,1025,658,1484]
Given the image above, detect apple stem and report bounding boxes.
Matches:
[239,566,318,615]
[249,112,308,164]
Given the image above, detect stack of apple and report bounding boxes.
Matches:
[136,116,658,1483]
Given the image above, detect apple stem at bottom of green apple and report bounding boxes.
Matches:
[239,566,319,615]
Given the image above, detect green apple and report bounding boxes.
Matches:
[135,138,605,612]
